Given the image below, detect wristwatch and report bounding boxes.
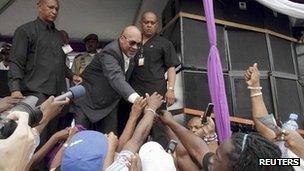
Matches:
[167,86,174,90]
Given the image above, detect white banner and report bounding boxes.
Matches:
[256,0,304,19]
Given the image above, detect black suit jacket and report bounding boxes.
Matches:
[74,40,135,122]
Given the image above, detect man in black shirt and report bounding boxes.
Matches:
[129,11,180,147]
[8,2,82,169]
[130,11,180,106]
[8,0,82,103]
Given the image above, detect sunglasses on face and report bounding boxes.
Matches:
[122,35,142,48]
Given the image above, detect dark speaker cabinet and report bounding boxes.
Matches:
[263,8,291,36]
[273,77,304,128]
[226,28,270,71]
[298,54,304,76]
[182,70,233,114]
[269,35,296,75]
[162,0,225,27]
[162,17,228,71]
[162,0,302,126]
[230,74,274,119]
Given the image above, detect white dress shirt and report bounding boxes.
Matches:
[123,53,139,103]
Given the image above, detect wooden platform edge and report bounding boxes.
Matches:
[170,107,304,135]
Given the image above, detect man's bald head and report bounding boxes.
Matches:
[121,26,141,38]
[119,26,142,58]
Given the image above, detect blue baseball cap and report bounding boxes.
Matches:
[61,130,108,171]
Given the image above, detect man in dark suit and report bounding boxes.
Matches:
[73,26,142,134]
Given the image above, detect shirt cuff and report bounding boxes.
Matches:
[127,93,140,103]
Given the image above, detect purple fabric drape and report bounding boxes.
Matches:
[202,0,231,142]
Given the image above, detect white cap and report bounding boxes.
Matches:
[139,141,176,171]
[289,113,298,121]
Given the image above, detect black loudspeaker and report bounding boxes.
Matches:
[221,0,264,28]
[298,54,304,76]
[162,17,228,71]
[263,8,291,36]
[162,0,267,27]
[0,70,10,98]
[162,0,291,35]
[162,0,225,26]
[182,70,233,114]
[269,35,296,75]
[178,0,225,19]
[231,75,274,119]
[182,18,227,70]
[162,0,179,27]
[227,28,270,71]
[162,19,181,55]
[274,77,304,128]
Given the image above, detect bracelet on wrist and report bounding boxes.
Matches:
[145,108,156,114]
[250,92,263,98]
[247,86,262,90]
[167,86,174,90]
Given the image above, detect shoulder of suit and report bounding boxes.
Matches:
[103,40,121,56]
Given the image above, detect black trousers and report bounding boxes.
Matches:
[74,107,118,135]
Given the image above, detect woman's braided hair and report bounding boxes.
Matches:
[227,132,294,171]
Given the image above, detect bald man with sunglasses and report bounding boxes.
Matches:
[73,26,142,134]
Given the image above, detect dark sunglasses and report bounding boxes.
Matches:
[122,35,142,48]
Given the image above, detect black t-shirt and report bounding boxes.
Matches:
[202,152,215,171]
[130,34,180,96]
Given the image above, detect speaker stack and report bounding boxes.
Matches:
[162,0,304,128]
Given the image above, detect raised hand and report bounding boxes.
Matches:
[145,92,163,111]
[130,97,147,119]
[165,90,175,107]
[10,91,24,99]
[0,96,22,112]
[159,110,174,125]
[39,96,70,124]
[201,117,216,136]
[244,63,260,87]
[127,153,142,171]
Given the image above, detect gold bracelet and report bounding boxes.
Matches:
[250,92,262,98]
[167,86,174,90]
